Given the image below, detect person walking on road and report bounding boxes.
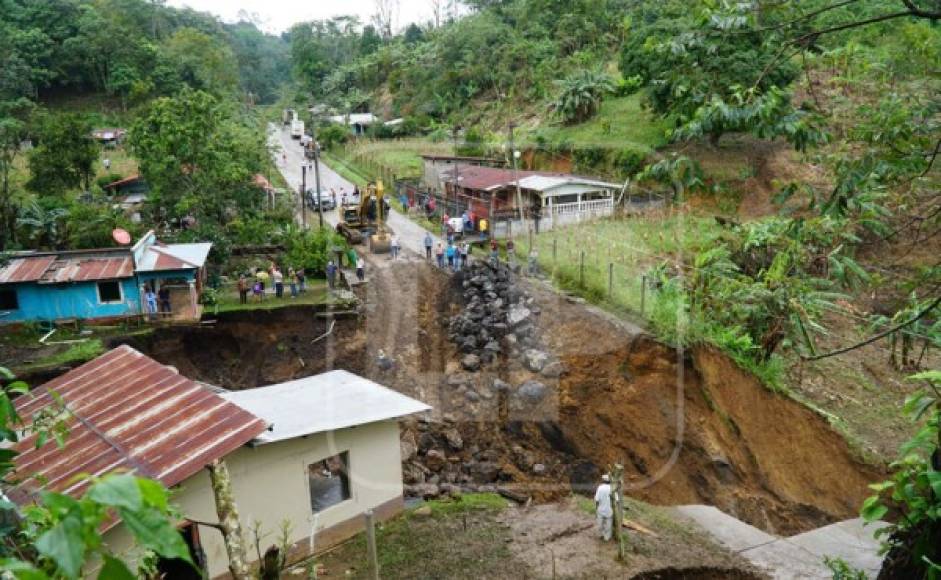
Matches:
[435,242,445,269]
[326,260,337,290]
[424,233,433,260]
[595,474,614,542]
[356,257,366,282]
[390,235,401,260]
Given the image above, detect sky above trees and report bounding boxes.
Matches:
[166,0,438,33]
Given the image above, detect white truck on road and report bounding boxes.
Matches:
[291,118,305,139]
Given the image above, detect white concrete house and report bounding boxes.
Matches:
[7,347,430,579]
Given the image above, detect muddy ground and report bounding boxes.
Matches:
[120,254,881,538]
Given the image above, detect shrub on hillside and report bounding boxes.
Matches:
[551,70,614,125]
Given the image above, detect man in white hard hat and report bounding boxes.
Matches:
[594,473,614,541]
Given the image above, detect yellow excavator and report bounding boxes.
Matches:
[335,181,391,254]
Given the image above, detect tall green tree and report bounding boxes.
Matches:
[0,98,33,250]
[130,88,265,226]
[26,112,99,195]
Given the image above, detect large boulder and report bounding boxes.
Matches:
[443,428,464,450]
[523,349,549,373]
[515,380,548,405]
[507,305,532,328]
[541,360,565,378]
[461,354,481,372]
[467,461,501,483]
[424,449,447,471]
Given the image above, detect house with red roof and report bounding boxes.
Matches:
[436,164,623,235]
[0,230,211,325]
[4,346,430,578]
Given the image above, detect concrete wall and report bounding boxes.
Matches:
[105,420,405,578]
[0,278,141,323]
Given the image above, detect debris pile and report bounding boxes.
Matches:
[448,260,542,371]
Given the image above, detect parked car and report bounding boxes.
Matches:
[306,190,336,211]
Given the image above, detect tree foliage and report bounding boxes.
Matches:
[0,368,191,578]
[26,113,99,195]
[551,70,613,125]
[129,88,266,227]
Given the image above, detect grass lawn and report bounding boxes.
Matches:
[529,94,669,152]
[514,212,723,312]
[340,138,452,180]
[310,494,523,579]
[209,279,334,314]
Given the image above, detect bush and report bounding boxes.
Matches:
[318,123,350,150]
[282,226,346,274]
[551,70,614,125]
[572,146,606,172]
[614,147,647,176]
[96,172,125,191]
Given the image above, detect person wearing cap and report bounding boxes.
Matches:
[594,473,614,541]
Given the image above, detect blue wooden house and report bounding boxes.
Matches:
[0,231,211,325]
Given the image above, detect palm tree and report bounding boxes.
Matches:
[552,70,614,125]
[17,201,67,250]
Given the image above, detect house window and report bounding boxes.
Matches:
[308,452,350,513]
[0,288,18,310]
[97,281,122,303]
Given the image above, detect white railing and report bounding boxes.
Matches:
[551,198,614,217]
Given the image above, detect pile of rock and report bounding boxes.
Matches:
[401,416,556,500]
[449,260,541,371]
[401,416,507,499]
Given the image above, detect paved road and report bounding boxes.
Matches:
[268,124,444,255]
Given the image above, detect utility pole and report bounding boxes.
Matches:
[300,163,308,229]
[509,123,524,235]
[452,125,461,216]
[314,141,324,229]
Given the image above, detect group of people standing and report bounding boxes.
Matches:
[237,264,307,304]
[423,232,470,271]
[143,284,172,319]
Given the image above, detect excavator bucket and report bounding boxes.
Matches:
[369,233,391,254]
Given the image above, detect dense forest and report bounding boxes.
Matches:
[0,0,298,260]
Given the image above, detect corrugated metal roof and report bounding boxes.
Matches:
[221,370,431,445]
[0,255,56,284]
[516,175,620,193]
[38,256,134,284]
[6,346,267,506]
[136,243,212,272]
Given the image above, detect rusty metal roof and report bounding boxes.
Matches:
[6,346,267,506]
[0,255,56,284]
[38,256,134,284]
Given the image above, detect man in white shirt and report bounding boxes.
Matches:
[594,474,614,541]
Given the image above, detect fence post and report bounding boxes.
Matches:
[608,263,613,299]
[640,275,647,315]
[579,251,585,287]
[552,238,557,264]
[365,509,379,580]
